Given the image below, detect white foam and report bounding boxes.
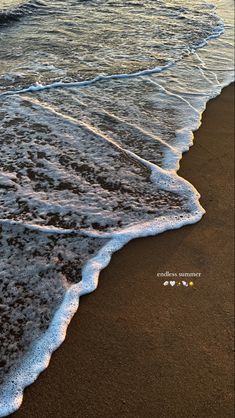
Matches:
[0,3,225,98]
[0,0,234,416]
[0,21,224,99]
[0,207,204,417]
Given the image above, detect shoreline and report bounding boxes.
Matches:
[9,83,234,418]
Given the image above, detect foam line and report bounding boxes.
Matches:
[193,52,222,86]
[0,22,224,98]
[0,208,204,417]
[144,77,200,114]
[0,2,233,416]
[0,218,99,237]
[0,62,174,97]
[80,99,178,155]
[22,96,181,177]
[26,95,179,157]
[93,108,180,155]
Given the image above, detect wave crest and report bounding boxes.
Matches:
[0,0,46,25]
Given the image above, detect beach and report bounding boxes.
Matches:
[9,83,234,418]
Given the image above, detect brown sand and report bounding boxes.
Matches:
[10,84,234,418]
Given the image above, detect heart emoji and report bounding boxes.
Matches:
[170,281,175,286]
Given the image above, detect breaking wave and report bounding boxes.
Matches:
[0,0,46,25]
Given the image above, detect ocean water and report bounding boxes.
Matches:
[0,0,234,415]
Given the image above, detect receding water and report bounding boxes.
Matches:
[0,0,234,415]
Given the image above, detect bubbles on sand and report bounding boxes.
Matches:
[0,0,234,416]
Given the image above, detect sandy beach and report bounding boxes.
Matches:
[9,83,234,418]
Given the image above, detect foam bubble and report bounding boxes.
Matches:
[0,0,234,416]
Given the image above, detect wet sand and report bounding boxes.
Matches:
[10,83,234,418]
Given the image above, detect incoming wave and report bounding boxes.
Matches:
[0,0,46,25]
[0,0,225,92]
[0,0,234,416]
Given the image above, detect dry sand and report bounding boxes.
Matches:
[10,83,234,418]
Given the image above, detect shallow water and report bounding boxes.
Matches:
[0,0,234,415]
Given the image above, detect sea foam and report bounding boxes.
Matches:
[0,0,234,415]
